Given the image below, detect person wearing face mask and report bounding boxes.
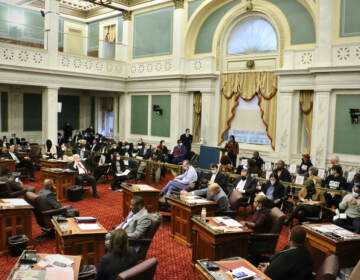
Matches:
[167,140,187,164]
[244,195,272,233]
[94,152,111,182]
[326,155,343,176]
[272,160,292,183]
[230,168,257,204]
[137,138,145,151]
[204,164,227,188]
[307,167,322,187]
[297,154,313,177]
[225,135,239,167]
[136,144,153,181]
[284,180,325,226]
[160,160,197,197]
[324,165,347,208]
[78,144,90,162]
[261,173,285,208]
[180,129,193,159]
[334,185,360,233]
[181,183,230,214]
[105,196,151,253]
[130,143,139,158]
[111,153,128,190]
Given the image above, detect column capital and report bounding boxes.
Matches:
[173,0,184,9]
[45,86,59,91]
[122,10,132,21]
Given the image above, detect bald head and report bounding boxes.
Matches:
[74,154,80,162]
[209,183,220,196]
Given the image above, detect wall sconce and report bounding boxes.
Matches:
[153,105,163,116]
[349,109,360,124]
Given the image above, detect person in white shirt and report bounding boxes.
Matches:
[230,168,257,203]
[71,154,99,198]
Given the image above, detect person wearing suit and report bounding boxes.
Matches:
[96,228,138,280]
[9,133,20,145]
[252,151,264,170]
[0,168,35,193]
[258,226,313,280]
[183,183,230,214]
[273,160,292,183]
[230,168,257,204]
[44,139,57,159]
[77,144,90,162]
[38,179,62,210]
[71,154,100,198]
[136,144,153,181]
[94,153,111,182]
[5,145,35,181]
[170,140,187,164]
[180,129,193,159]
[111,153,127,190]
[63,122,73,143]
[106,196,152,253]
[197,164,227,190]
[261,173,285,208]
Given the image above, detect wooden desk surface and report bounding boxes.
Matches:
[192,216,253,236]
[7,251,81,280]
[52,218,108,237]
[121,183,160,193]
[0,199,34,210]
[195,259,271,280]
[42,168,76,174]
[167,195,217,208]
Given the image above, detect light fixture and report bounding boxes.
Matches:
[153,105,163,116]
[349,109,360,124]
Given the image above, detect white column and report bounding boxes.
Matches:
[113,94,120,140]
[44,0,59,68]
[173,1,185,60]
[123,93,132,139]
[121,12,132,62]
[314,0,335,67]
[275,91,294,164]
[79,95,91,130]
[118,93,127,139]
[200,92,216,146]
[42,87,58,144]
[8,86,22,136]
[311,91,331,168]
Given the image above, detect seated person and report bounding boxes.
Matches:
[0,168,35,193]
[273,160,292,183]
[136,144,153,181]
[119,140,131,156]
[96,228,137,280]
[244,195,272,233]
[230,168,257,204]
[261,173,285,208]
[167,140,187,164]
[157,140,168,155]
[181,183,230,214]
[285,180,325,226]
[71,154,100,198]
[259,226,313,280]
[130,143,140,158]
[324,165,347,208]
[327,155,343,175]
[94,153,111,182]
[160,160,197,197]
[38,179,62,210]
[297,154,313,177]
[106,196,151,252]
[198,164,227,190]
[334,184,360,233]
[219,154,233,173]
[252,151,264,171]
[5,145,35,182]
[236,159,262,177]
[308,167,323,187]
[57,143,67,159]
[111,153,128,190]
[44,139,57,159]
[78,143,90,162]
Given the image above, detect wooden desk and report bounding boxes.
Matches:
[120,183,160,220]
[40,159,69,170]
[52,218,108,266]
[42,168,76,202]
[7,250,81,280]
[303,223,360,269]
[0,199,33,255]
[0,159,16,173]
[167,195,216,247]
[192,216,252,263]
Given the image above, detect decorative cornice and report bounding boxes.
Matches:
[173,0,184,9]
[122,10,132,21]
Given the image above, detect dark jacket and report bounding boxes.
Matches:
[252,156,264,170]
[273,168,292,183]
[251,208,272,233]
[95,249,138,280]
[231,176,257,199]
[324,175,347,190]
[111,159,126,175]
[264,245,313,280]
[203,172,227,188]
[261,181,285,203]
[298,160,313,176]
[70,160,90,174]
[0,176,23,192]
[38,188,62,210]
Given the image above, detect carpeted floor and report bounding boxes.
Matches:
[0,172,290,280]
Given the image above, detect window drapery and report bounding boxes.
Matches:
[192,92,202,143]
[104,24,116,43]
[218,72,277,150]
[299,90,314,153]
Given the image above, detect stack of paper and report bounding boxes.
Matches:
[45,267,74,280]
[136,184,155,191]
[45,254,74,266]
[2,198,30,207]
[78,223,101,231]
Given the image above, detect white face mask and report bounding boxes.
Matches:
[211,170,217,174]
[353,191,359,199]
[256,206,261,211]
[116,157,120,160]
[270,180,276,185]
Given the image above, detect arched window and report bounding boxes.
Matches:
[228,18,277,55]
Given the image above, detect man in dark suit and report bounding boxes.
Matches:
[9,133,20,145]
[168,140,187,164]
[258,226,313,280]
[261,173,285,208]
[230,168,257,204]
[71,154,100,198]
[63,122,73,143]
[180,129,193,159]
[38,179,62,210]
[111,153,128,190]
[5,145,35,181]
[252,151,264,170]
[273,160,292,182]
[78,144,90,162]
[202,164,227,189]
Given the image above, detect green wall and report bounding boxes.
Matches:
[133,7,173,58]
[0,3,44,43]
[195,0,316,54]
[151,95,171,137]
[58,95,79,130]
[1,92,8,132]
[188,0,205,20]
[88,21,99,51]
[131,96,148,135]
[340,0,360,37]
[23,93,42,131]
[334,95,360,155]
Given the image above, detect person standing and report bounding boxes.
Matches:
[180,129,193,159]
[63,122,73,143]
[225,135,239,167]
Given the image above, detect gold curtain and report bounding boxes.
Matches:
[192,92,202,143]
[218,72,278,150]
[104,24,116,43]
[299,90,314,153]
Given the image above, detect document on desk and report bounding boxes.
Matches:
[185,198,209,204]
[2,198,30,207]
[136,184,156,190]
[214,217,243,227]
[45,254,74,266]
[78,223,101,231]
[13,270,45,280]
[45,267,74,280]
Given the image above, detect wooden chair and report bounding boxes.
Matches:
[117,258,157,280]
[248,207,286,256]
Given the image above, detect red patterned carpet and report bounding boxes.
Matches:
[0,172,289,280]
